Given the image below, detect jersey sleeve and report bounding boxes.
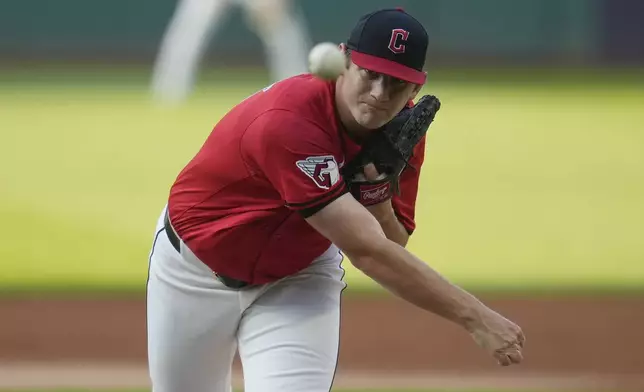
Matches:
[242,109,348,217]
[391,135,426,235]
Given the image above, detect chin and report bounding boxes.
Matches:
[354,109,389,130]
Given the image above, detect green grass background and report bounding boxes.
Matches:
[1,66,643,294]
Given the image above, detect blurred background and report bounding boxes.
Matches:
[1,0,643,391]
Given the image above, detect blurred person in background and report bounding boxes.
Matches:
[151,0,312,104]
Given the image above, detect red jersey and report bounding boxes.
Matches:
[167,74,425,284]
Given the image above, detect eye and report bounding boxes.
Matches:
[361,68,380,79]
[383,75,406,87]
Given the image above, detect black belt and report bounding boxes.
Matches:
[163,210,249,289]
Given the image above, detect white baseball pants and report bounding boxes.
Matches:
[146,206,346,392]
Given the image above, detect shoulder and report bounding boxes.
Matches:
[264,74,337,127]
[241,108,336,158]
[272,74,333,100]
[248,108,328,137]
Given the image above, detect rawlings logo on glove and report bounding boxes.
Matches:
[361,182,391,202]
[341,94,441,206]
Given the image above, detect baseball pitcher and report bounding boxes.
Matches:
[146,7,525,392]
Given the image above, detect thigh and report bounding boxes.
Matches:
[146,209,241,392]
[237,249,346,392]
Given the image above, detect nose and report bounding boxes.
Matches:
[369,76,389,102]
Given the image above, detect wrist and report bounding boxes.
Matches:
[368,201,396,224]
[455,298,488,333]
[378,210,398,226]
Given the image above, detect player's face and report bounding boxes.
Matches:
[339,61,422,130]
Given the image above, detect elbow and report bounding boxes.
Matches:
[349,253,377,273]
[335,219,389,272]
[345,238,387,274]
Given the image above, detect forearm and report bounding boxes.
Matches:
[377,211,410,247]
[306,193,525,367]
[352,241,485,331]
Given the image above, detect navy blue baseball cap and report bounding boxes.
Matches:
[347,8,428,85]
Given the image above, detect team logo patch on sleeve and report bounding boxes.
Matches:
[296,155,340,190]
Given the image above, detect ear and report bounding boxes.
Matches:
[339,43,353,70]
[409,71,426,99]
[408,83,423,101]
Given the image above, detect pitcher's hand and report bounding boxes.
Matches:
[468,308,526,366]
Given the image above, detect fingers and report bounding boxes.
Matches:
[517,329,526,348]
[506,346,523,364]
[363,163,381,181]
[495,344,523,366]
[495,352,512,366]
[363,163,388,181]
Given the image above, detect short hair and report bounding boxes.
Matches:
[344,47,353,69]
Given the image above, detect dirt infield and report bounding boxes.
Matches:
[1,293,643,389]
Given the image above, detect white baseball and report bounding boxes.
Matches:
[308,42,346,81]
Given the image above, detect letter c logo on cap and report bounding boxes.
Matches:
[388,28,409,54]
